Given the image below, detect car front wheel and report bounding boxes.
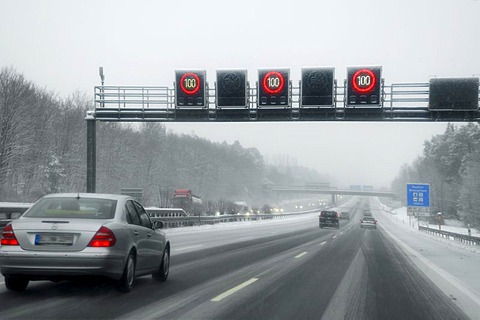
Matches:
[153,249,170,282]
[5,275,29,291]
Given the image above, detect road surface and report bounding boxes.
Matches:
[0,199,471,319]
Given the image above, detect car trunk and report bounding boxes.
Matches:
[10,218,106,252]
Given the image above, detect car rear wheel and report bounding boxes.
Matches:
[5,275,29,291]
[116,253,135,293]
[153,249,170,282]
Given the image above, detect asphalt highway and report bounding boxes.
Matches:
[0,199,470,319]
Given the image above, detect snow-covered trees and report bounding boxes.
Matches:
[0,68,326,207]
[391,123,480,228]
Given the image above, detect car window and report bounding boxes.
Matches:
[23,197,117,219]
[133,201,152,229]
[321,211,337,217]
[125,200,141,226]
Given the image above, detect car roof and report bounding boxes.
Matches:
[41,193,132,201]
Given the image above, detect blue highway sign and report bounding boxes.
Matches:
[407,183,430,207]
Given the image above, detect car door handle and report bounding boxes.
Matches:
[134,231,139,236]
[147,233,152,237]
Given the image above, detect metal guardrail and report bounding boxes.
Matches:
[418,225,480,245]
[149,209,320,229]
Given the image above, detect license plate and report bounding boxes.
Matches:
[35,233,74,246]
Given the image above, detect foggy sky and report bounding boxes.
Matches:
[1,0,479,187]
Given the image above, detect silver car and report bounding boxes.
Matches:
[360,216,377,229]
[0,193,170,292]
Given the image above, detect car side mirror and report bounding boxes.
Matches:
[154,221,165,229]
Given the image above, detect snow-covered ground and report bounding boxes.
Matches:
[376,199,480,243]
[373,197,480,318]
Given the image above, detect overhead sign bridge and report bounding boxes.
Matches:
[91,68,480,122]
[272,186,396,205]
[86,67,480,192]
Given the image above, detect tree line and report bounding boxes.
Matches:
[0,67,326,208]
[391,123,480,228]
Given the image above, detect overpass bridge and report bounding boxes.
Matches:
[272,187,396,205]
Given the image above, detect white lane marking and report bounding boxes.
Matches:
[211,278,259,302]
[320,241,327,245]
[332,235,337,239]
[238,236,254,241]
[294,252,308,259]
[174,244,203,251]
[339,232,344,235]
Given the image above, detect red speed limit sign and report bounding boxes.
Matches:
[347,66,382,107]
[258,69,290,106]
[175,70,206,107]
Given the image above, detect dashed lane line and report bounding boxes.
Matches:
[211,278,259,302]
[320,241,327,245]
[294,252,308,259]
[174,244,204,251]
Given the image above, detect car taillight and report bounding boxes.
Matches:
[1,224,19,246]
[88,226,116,247]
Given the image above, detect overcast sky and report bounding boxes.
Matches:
[1,0,479,188]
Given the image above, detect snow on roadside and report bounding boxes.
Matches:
[374,198,480,254]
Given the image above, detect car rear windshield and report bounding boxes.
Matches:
[23,197,117,219]
[321,211,337,217]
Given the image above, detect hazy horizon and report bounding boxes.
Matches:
[2,0,478,188]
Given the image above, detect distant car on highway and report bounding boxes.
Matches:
[0,193,170,292]
[319,211,340,229]
[340,212,350,220]
[360,216,377,229]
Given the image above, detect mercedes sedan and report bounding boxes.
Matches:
[0,193,170,292]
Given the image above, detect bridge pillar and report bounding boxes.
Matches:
[86,114,96,193]
[331,194,336,206]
